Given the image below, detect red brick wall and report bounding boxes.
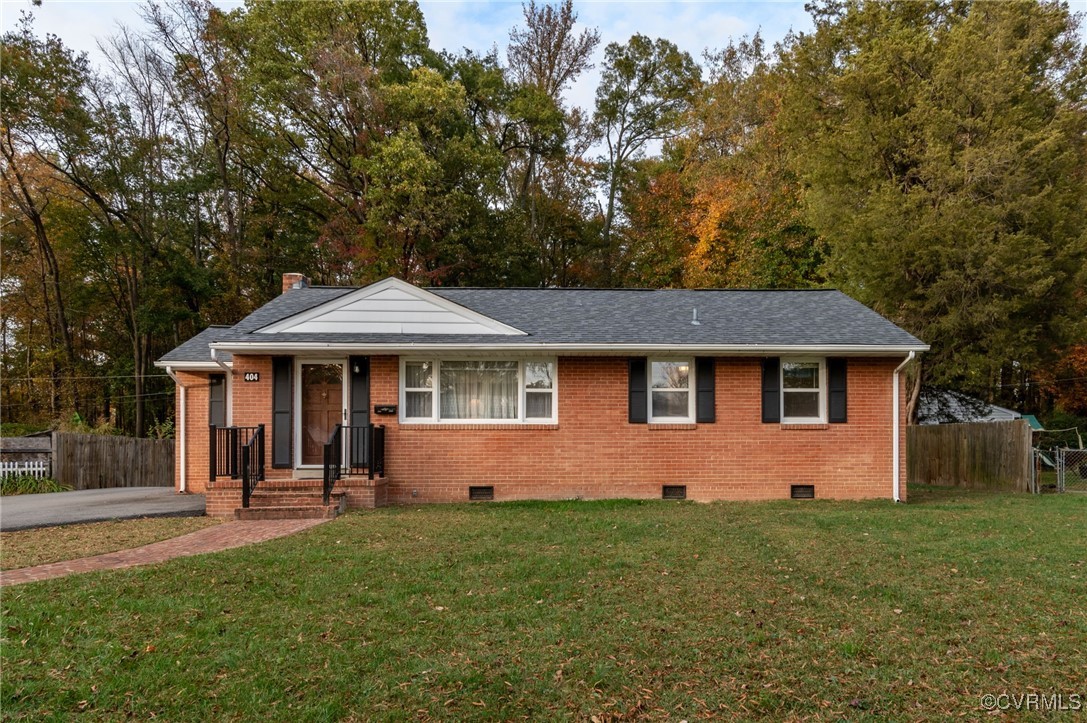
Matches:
[205,484,238,518]
[173,358,292,495]
[191,354,908,505]
[173,370,211,494]
[228,356,295,480]
[372,355,905,503]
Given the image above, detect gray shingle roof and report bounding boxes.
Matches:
[158,325,236,364]
[158,285,925,364]
[227,287,355,334]
[434,288,923,346]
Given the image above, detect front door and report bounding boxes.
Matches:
[300,363,344,465]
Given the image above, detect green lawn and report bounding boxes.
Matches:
[1,517,221,571]
[3,487,1085,720]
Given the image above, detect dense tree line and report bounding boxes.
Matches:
[2,0,1084,436]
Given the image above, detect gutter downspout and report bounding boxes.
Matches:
[892,352,916,503]
[165,366,186,494]
[210,347,231,374]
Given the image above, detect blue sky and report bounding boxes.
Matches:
[0,0,815,113]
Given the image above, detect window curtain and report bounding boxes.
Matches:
[439,361,518,419]
[405,393,432,417]
[404,361,433,417]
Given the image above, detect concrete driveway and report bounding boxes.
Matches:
[0,487,206,532]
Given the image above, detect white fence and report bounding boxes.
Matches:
[0,460,50,479]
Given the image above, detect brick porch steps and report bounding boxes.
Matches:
[234,490,346,520]
[248,491,338,507]
[235,505,342,520]
[207,477,387,518]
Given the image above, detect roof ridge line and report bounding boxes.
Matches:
[429,287,842,292]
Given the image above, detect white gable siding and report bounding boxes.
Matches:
[256,279,525,336]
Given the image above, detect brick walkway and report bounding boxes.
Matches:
[0,518,329,587]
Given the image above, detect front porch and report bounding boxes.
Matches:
[206,423,387,520]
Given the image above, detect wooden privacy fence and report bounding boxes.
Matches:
[52,433,174,490]
[908,420,1033,492]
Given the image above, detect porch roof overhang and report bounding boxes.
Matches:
[208,341,929,357]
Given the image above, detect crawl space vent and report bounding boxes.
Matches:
[662,485,687,500]
[790,484,815,500]
[468,485,494,501]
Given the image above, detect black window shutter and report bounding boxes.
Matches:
[272,357,292,468]
[695,357,715,423]
[349,356,370,466]
[208,374,226,428]
[761,357,781,423]
[828,357,847,423]
[628,357,647,424]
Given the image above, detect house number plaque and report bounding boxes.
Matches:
[243,372,260,382]
[374,404,397,415]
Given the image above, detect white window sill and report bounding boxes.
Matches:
[399,422,559,431]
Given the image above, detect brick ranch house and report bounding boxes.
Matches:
[155,274,927,519]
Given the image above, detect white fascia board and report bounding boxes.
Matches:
[255,277,527,336]
[210,341,929,356]
[152,360,231,370]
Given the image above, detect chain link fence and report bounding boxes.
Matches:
[1034,448,1087,493]
[1056,448,1087,493]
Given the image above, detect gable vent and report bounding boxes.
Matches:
[790,484,815,500]
[662,485,687,500]
[468,485,494,501]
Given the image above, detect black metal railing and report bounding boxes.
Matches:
[209,425,264,481]
[322,424,385,505]
[240,425,265,509]
[323,425,343,506]
[372,425,386,479]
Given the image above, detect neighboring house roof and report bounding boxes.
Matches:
[917,389,1022,425]
[1021,414,1044,431]
[156,277,927,367]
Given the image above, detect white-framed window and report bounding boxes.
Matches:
[400,358,557,424]
[781,358,825,424]
[523,360,555,420]
[649,358,694,423]
[403,360,434,418]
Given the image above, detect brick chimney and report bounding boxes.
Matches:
[282,272,310,294]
